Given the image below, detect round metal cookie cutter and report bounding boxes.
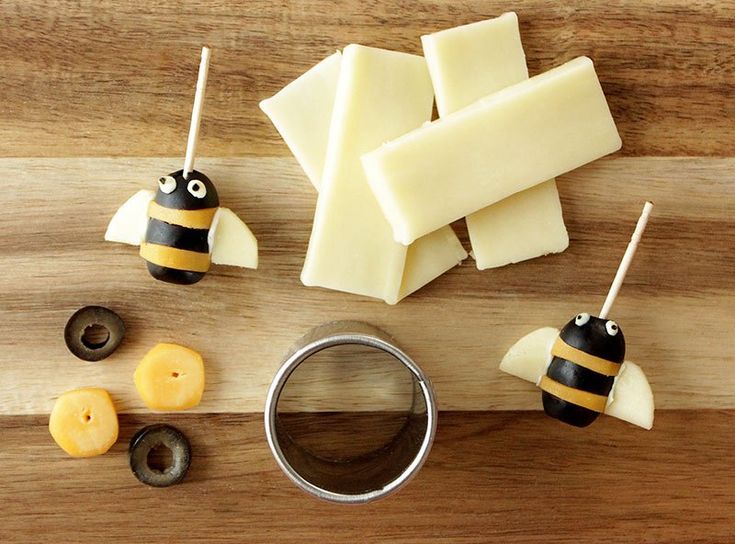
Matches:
[264,321,437,504]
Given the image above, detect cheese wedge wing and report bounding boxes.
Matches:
[209,207,258,269]
[104,189,154,246]
[605,361,655,430]
[499,327,558,385]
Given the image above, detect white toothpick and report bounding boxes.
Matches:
[183,46,211,179]
[599,201,654,319]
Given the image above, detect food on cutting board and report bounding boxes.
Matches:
[49,387,119,457]
[261,13,624,301]
[422,13,569,269]
[260,50,467,302]
[134,343,205,411]
[299,44,438,304]
[105,46,258,285]
[500,203,655,429]
[64,305,125,361]
[129,424,192,487]
[362,56,622,245]
[502,319,654,430]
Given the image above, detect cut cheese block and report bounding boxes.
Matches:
[134,343,205,411]
[467,181,568,269]
[49,387,119,457]
[422,13,569,269]
[261,51,467,302]
[362,56,622,245]
[259,52,342,190]
[301,44,436,303]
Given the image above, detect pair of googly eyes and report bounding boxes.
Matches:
[158,176,207,199]
[575,312,619,336]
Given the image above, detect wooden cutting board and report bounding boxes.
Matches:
[1,1,733,542]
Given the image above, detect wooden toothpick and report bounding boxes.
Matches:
[183,46,211,179]
[599,201,654,319]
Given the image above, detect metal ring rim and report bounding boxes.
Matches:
[264,330,437,504]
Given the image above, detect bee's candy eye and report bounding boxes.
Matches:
[605,320,619,336]
[574,312,591,326]
[187,179,207,199]
[158,176,177,194]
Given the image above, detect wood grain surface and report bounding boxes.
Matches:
[1,0,734,542]
[1,156,733,413]
[1,0,733,158]
[2,411,734,543]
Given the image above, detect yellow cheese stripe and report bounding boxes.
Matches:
[140,243,211,273]
[551,337,622,377]
[148,201,217,230]
[539,376,608,413]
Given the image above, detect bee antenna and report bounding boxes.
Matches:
[183,46,211,180]
[599,201,654,319]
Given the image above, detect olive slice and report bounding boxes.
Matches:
[64,306,125,361]
[129,424,191,487]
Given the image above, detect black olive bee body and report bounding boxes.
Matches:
[541,313,625,427]
[141,169,219,285]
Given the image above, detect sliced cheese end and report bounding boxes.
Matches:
[500,327,559,384]
[397,225,468,301]
[259,52,342,190]
[467,180,569,269]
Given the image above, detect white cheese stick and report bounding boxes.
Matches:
[259,52,342,190]
[423,13,529,118]
[301,44,437,303]
[422,13,569,269]
[261,51,467,302]
[467,180,568,268]
[362,56,622,245]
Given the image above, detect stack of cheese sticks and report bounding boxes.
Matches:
[261,13,621,304]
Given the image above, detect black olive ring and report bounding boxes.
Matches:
[129,424,192,487]
[64,306,125,361]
